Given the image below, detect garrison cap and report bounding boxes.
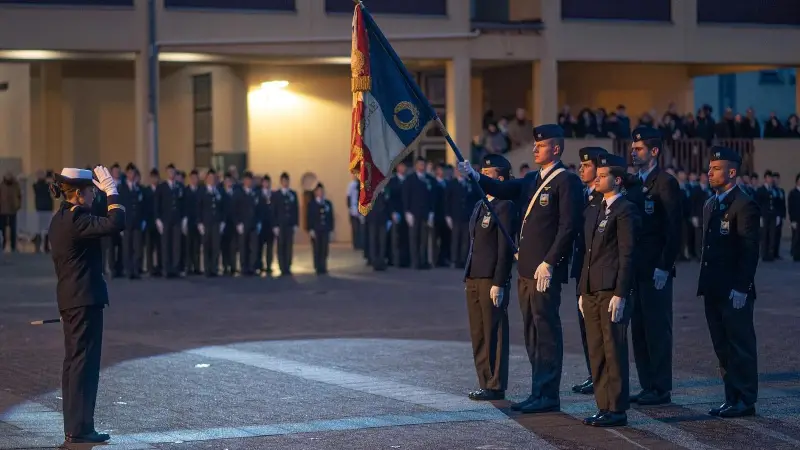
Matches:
[150,168,160,176]
[166,163,176,170]
[54,168,95,188]
[243,171,253,179]
[315,182,324,190]
[709,146,742,164]
[631,126,661,141]
[578,146,608,164]
[533,124,564,141]
[481,154,512,172]
[280,172,290,180]
[597,154,627,168]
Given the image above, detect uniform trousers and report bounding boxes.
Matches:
[408,219,430,269]
[761,216,778,261]
[518,276,563,400]
[631,274,673,394]
[238,228,260,274]
[311,230,330,274]
[368,221,388,270]
[61,305,104,436]
[582,292,630,412]
[575,289,592,377]
[391,221,410,267]
[145,225,161,274]
[259,231,275,273]
[160,222,183,276]
[433,220,450,266]
[201,223,222,275]
[277,225,295,274]
[465,278,509,391]
[792,226,800,261]
[184,226,201,274]
[221,225,236,273]
[703,293,758,406]
[773,221,783,258]
[450,221,469,268]
[121,227,143,277]
[103,235,123,276]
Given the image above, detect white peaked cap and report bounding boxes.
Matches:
[60,168,93,181]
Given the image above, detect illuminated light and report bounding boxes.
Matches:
[0,50,64,60]
[158,52,217,63]
[260,80,289,91]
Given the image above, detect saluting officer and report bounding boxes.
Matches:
[789,173,800,262]
[403,157,435,270]
[569,146,608,395]
[578,154,640,428]
[49,166,124,444]
[698,147,760,418]
[629,126,683,406]
[458,124,583,414]
[367,184,391,271]
[306,183,335,274]
[118,164,145,279]
[272,172,299,276]
[233,172,262,276]
[154,164,186,278]
[464,154,517,402]
[198,169,226,277]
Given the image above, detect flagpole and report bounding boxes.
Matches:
[355,1,519,254]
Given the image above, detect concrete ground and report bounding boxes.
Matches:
[1,243,799,449]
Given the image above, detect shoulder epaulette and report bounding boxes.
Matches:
[108,204,126,212]
[70,205,80,212]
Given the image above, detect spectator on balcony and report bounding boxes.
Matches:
[715,108,735,138]
[659,113,683,141]
[601,113,620,138]
[665,102,682,125]
[681,113,697,139]
[637,112,655,129]
[481,122,509,155]
[558,105,577,138]
[576,108,598,138]
[742,108,762,138]
[482,110,496,130]
[695,109,716,142]
[616,105,631,138]
[786,114,800,138]
[507,108,534,149]
[763,113,784,138]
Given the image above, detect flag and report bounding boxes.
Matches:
[349,3,435,216]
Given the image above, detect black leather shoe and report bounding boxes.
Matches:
[519,397,560,414]
[571,377,593,394]
[629,389,649,403]
[708,401,735,416]
[591,411,627,427]
[718,401,756,418]
[65,431,111,443]
[582,410,608,425]
[468,389,505,401]
[510,395,537,411]
[637,391,671,406]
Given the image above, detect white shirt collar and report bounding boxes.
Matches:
[586,185,595,194]
[207,185,215,193]
[539,162,557,179]
[717,185,737,202]
[603,193,623,208]
[281,187,289,194]
[639,163,657,182]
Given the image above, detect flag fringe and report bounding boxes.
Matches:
[351,76,372,92]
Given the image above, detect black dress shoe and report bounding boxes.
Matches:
[65,431,111,443]
[468,389,505,401]
[708,401,735,416]
[571,377,593,394]
[591,411,627,427]
[637,391,671,406]
[582,410,608,425]
[519,397,560,414]
[629,389,649,403]
[718,401,756,418]
[510,395,537,411]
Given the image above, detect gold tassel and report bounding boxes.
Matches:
[351,76,372,92]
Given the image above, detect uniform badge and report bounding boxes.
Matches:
[720,203,727,211]
[720,220,730,235]
[598,219,608,233]
[642,187,649,193]
[644,200,655,215]
[481,213,491,228]
[539,193,550,207]
[588,194,594,202]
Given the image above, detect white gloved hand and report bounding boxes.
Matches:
[445,216,453,229]
[273,226,279,236]
[359,215,366,225]
[120,230,124,237]
[427,212,434,227]
[792,222,797,230]
[330,231,335,241]
[236,223,244,235]
[730,289,747,309]
[490,285,504,307]
[691,217,699,228]
[392,212,400,224]
[578,296,584,317]
[181,217,188,235]
[457,161,478,181]
[386,220,392,231]
[141,220,146,231]
[609,296,626,323]
[533,262,553,293]
[220,222,226,233]
[155,219,164,235]
[309,230,316,239]
[256,223,262,234]
[92,166,117,196]
[405,212,414,227]
[294,226,298,234]
[198,224,205,236]
[760,217,764,227]
[777,216,781,226]
[653,268,669,290]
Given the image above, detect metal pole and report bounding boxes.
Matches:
[147,0,160,169]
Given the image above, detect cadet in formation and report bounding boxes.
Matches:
[629,126,683,406]
[49,166,125,444]
[197,169,226,277]
[366,182,391,271]
[118,163,145,279]
[698,147,760,418]
[463,154,517,401]
[154,164,186,278]
[273,172,299,276]
[578,154,640,427]
[306,182,335,275]
[790,173,800,261]
[459,124,583,414]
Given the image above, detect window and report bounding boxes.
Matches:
[561,0,671,22]
[193,73,213,168]
[164,0,294,11]
[758,70,784,85]
[326,0,445,15]
[0,0,133,5]
[697,0,800,26]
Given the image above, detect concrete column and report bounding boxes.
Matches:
[532,58,558,125]
[134,51,154,172]
[445,55,471,164]
[212,66,248,155]
[0,63,31,173]
[38,62,63,171]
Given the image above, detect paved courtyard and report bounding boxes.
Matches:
[1,243,799,449]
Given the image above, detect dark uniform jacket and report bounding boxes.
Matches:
[697,186,760,300]
[234,187,262,231]
[571,187,604,280]
[154,180,185,224]
[789,188,800,225]
[198,186,226,226]
[33,180,53,212]
[272,188,299,227]
[386,175,405,218]
[579,195,640,297]
[259,189,274,232]
[630,165,682,275]
[690,184,713,220]
[367,189,390,225]
[478,161,583,282]
[49,196,126,311]
[464,198,517,286]
[118,181,144,229]
[306,198,335,232]
[184,185,200,228]
[402,172,434,219]
[446,178,479,223]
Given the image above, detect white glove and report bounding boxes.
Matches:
[155,219,164,235]
[427,212,434,227]
[653,268,669,290]
[220,222,226,233]
[92,166,117,196]
[445,216,453,229]
[760,218,764,227]
[792,222,797,230]
[330,231,335,241]
[777,217,781,226]
[386,220,392,231]
[405,212,414,227]
[198,224,205,236]
[609,296,626,323]
[236,223,244,235]
[120,230,124,237]
[181,217,188,235]
[273,226,279,236]
[309,230,316,239]
[141,220,146,231]
[533,262,553,293]
[294,226,298,234]
[392,212,400,224]
[691,217,699,228]
[359,216,366,225]
[730,289,747,309]
[490,285,505,307]
[457,161,478,180]
[256,223,262,234]
[578,296,584,317]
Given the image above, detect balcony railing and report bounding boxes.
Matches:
[612,138,755,174]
